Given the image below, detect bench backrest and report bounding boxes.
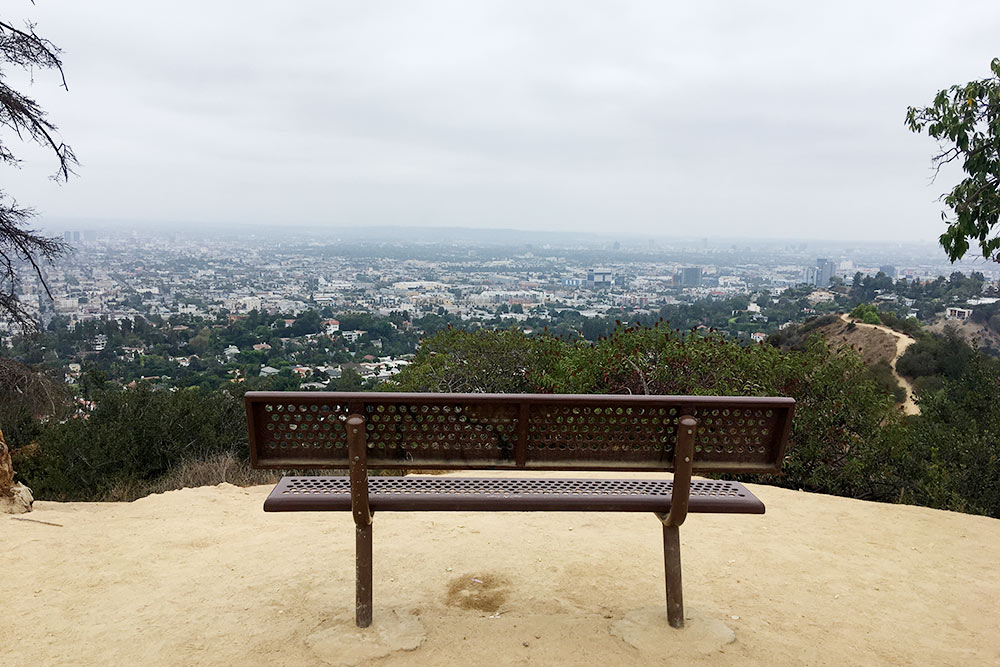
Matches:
[246,392,794,474]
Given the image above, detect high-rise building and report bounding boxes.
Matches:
[879,265,896,279]
[803,259,835,286]
[586,268,613,289]
[816,258,834,286]
[677,267,702,287]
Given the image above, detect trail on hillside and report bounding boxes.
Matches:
[840,313,919,415]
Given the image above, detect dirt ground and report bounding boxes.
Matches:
[5,472,998,666]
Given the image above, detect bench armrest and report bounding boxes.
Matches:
[662,415,696,527]
[347,414,372,526]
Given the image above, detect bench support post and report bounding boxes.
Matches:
[347,413,373,628]
[657,414,697,629]
[355,522,373,628]
[662,524,683,628]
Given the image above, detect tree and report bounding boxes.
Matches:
[0,9,77,330]
[849,303,882,325]
[906,58,1000,262]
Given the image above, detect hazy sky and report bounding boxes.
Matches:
[5,1,1000,241]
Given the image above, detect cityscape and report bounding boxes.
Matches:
[4,224,997,391]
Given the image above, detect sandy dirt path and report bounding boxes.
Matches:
[840,313,919,415]
[4,476,999,666]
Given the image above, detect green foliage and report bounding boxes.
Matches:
[906,58,1000,262]
[767,315,839,350]
[896,328,974,381]
[334,368,365,391]
[849,303,882,325]
[969,300,1000,336]
[289,310,321,337]
[906,353,1000,515]
[0,358,69,450]
[869,360,907,404]
[15,383,247,501]
[849,272,894,304]
[9,315,999,518]
[391,323,910,502]
[876,310,922,337]
[389,327,561,394]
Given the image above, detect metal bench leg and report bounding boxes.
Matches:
[663,524,684,628]
[356,522,373,627]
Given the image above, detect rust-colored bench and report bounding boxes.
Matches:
[246,391,794,628]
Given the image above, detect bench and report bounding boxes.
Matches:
[246,391,794,629]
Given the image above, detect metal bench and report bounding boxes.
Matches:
[246,391,794,629]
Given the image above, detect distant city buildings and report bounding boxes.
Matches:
[5,228,998,348]
[586,268,613,289]
[62,230,97,242]
[676,267,703,288]
[803,258,835,286]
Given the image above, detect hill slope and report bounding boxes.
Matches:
[781,314,918,415]
[926,316,1000,352]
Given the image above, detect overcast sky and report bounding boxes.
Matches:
[5,1,1000,242]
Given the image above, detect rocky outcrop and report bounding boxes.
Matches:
[0,427,33,513]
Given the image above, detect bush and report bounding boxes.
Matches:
[869,360,907,403]
[850,303,882,325]
[391,323,911,502]
[896,328,974,381]
[388,327,562,394]
[16,383,248,501]
[767,315,839,350]
[906,353,1000,517]
[877,310,922,337]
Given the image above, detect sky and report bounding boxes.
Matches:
[4,1,1000,242]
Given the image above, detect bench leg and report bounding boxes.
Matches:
[356,523,373,628]
[663,524,684,628]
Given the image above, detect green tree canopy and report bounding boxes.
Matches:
[906,58,1000,262]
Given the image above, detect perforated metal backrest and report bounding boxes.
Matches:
[246,392,794,474]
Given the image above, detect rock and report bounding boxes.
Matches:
[0,482,33,514]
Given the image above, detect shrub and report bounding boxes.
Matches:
[16,383,248,501]
[896,328,974,381]
[906,353,1000,517]
[849,303,882,325]
[392,323,911,502]
[869,360,907,403]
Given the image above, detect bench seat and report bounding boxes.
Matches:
[264,476,765,514]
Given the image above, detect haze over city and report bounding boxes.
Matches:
[6,1,1000,243]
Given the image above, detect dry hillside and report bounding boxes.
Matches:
[809,317,898,367]
[780,315,918,414]
[926,316,1000,352]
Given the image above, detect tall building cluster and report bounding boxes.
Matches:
[803,258,835,286]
